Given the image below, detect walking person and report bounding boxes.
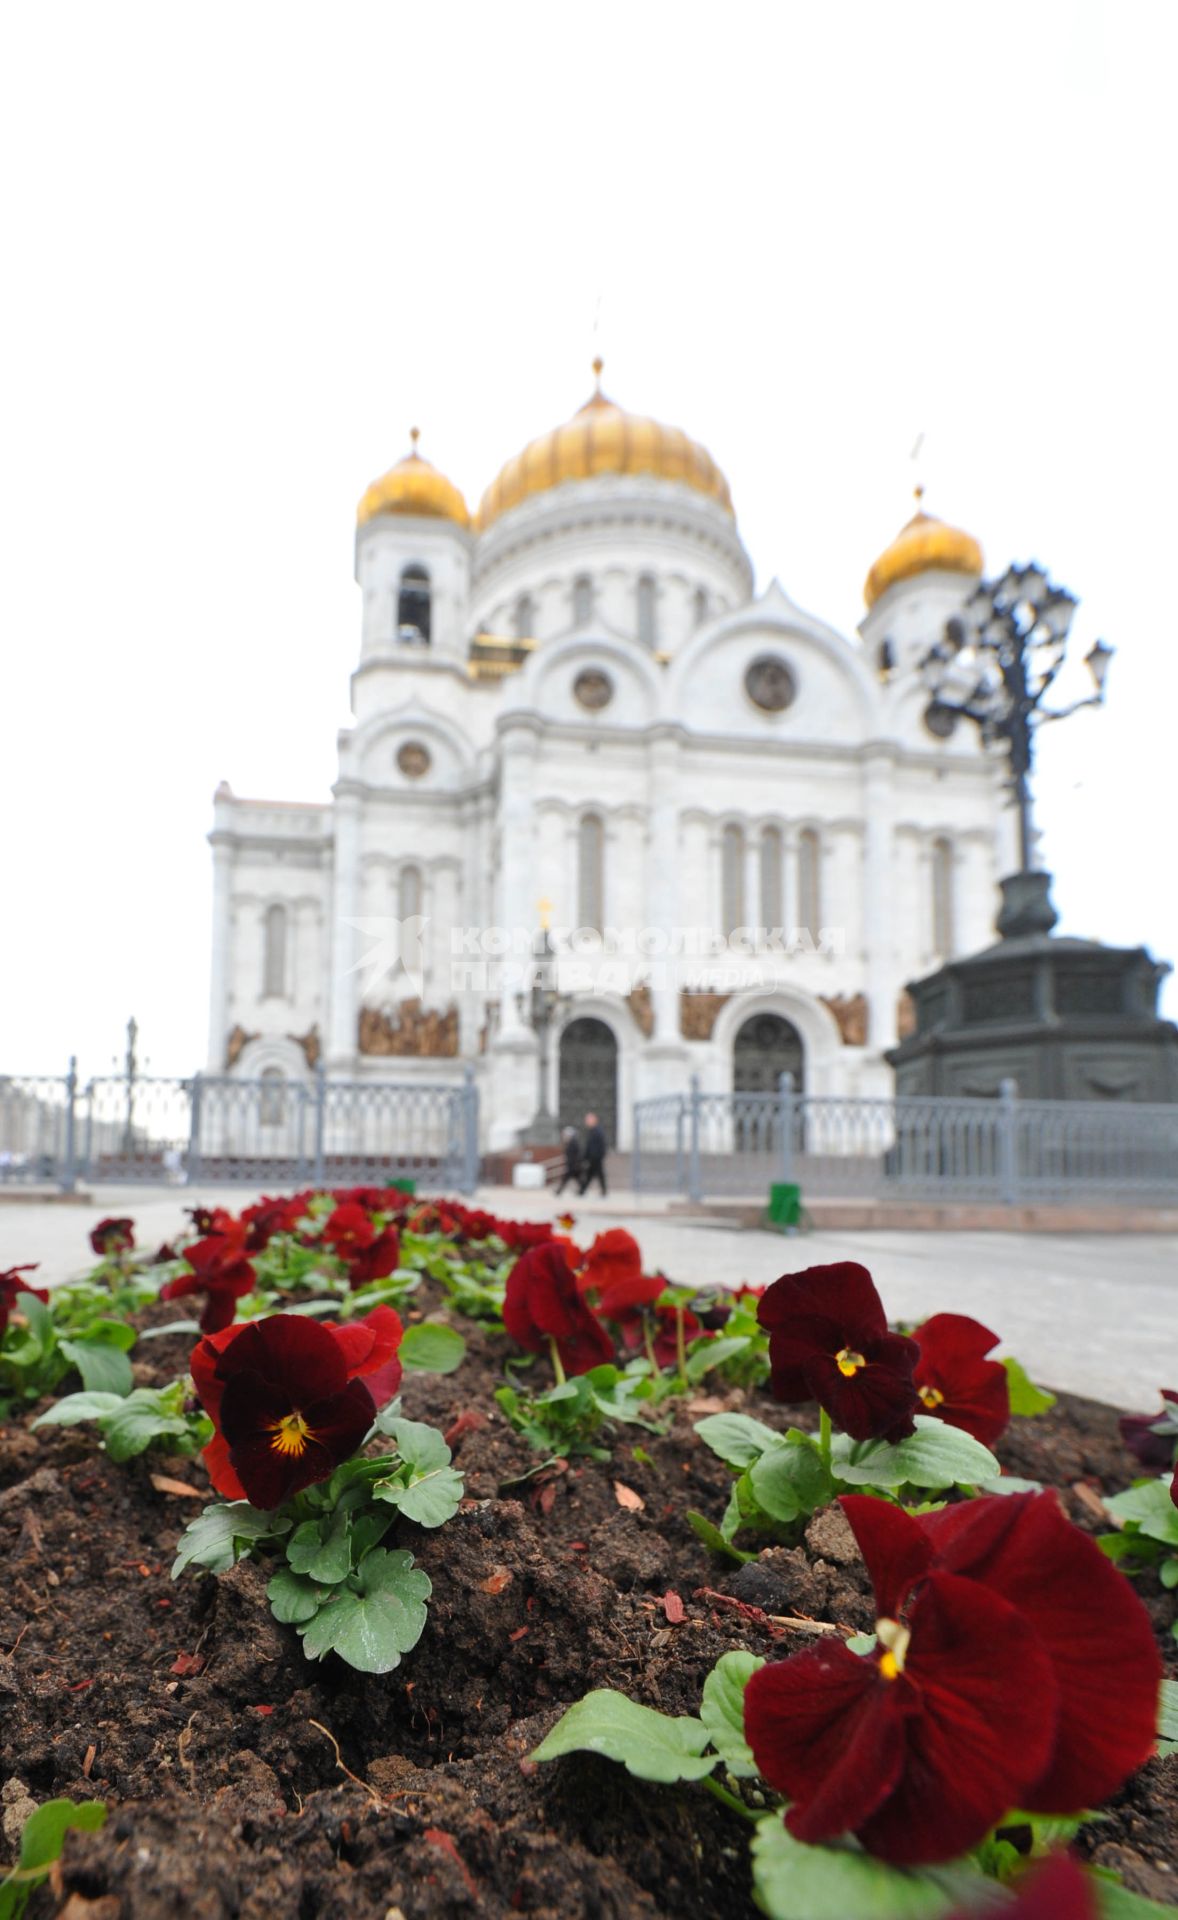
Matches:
[578,1111,608,1197]
[554,1125,582,1195]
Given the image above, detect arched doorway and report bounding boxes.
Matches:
[733,1012,805,1093]
[559,1017,618,1145]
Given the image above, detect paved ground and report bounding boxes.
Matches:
[2,1184,1175,1411]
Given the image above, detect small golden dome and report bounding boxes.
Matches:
[477,361,734,530]
[357,429,470,528]
[864,489,983,608]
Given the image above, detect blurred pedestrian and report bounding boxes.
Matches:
[555,1125,582,1195]
[579,1111,608,1196]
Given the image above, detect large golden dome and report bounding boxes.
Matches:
[864,490,982,608]
[357,430,470,528]
[476,362,734,530]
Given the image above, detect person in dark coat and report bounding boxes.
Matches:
[555,1125,582,1195]
[579,1111,608,1196]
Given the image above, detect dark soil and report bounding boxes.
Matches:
[1,1290,1175,1918]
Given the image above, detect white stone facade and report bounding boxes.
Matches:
[209,418,1015,1151]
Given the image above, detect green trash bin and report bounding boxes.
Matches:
[767,1182,802,1227]
[390,1178,416,1197]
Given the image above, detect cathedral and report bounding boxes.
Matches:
[207,364,1014,1150]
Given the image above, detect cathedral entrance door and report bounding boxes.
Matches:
[558,1017,619,1146]
[733,1013,804,1154]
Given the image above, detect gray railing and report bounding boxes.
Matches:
[0,1063,480,1194]
[632,1074,1178,1208]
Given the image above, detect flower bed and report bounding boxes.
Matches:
[0,1196,1174,1920]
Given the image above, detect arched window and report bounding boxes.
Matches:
[797,828,821,937]
[721,823,745,937]
[514,593,536,640]
[263,904,287,997]
[932,836,955,958]
[636,574,657,648]
[398,864,423,922]
[397,566,431,642]
[693,586,709,627]
[260,1066,285,1126]
[578,813,604,933]
[760,825,784,931]
[573,575,593,625]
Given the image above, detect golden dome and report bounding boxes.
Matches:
[476,361,733,530]
[357,430,470,528]
[864,489,983,608]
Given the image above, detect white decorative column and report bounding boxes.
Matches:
[486,724,539,1148]
[743,831,761,935]
[644,733,688,1088]
[327,786,362,1066]
[862,751,898,1052]
[207,834,233,1069]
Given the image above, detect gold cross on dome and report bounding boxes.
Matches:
[537,895,554,930]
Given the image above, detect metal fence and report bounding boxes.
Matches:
[632,1074,1178,1208]
[0,1064,480,1194]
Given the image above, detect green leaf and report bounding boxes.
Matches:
[374,1463,465,1529]
[700,1650,766,1777]
[833,1417,1000,1491]
[530,1689,717,1783]
[32,1391,125,1428]
[685,1336,749,1383]
[1159,1677,1178,1742]
[399,1322,467,1374]
[749,1435,833,1523]
[1160,1557,1178,1590]
[171,1501,290,1578]
[1104,1480,1178,1547]
[1094,1879,1178,1917]
[267,1567,329,1624]
[378,1415,451,1472]
[694,1411,781,1468]
[687,1509,756,1563]
[749,1816,1004,1920]
[139,1318,201,1338]
[74,1318,137,1352]
[0,1798,108,1920]
[58,1338,134,1398]
[286,1510,353,1583]
[298,1547,430,1672]
[1002,1356,1056,1417]
[15,1292,53,1350]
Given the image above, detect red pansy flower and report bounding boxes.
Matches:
[190,1309,400,1507]
[344,1226,401,1288]
[90,1216,135,1256]
[757,1262,919,1441]
[841,1490,1160,1811]
[948,1853,1097,1920]
[910,1312,1011,1446]
[240,1193,308,1251]
[503,1243,614,1376]
[321,1201,376,1255]
[579,1231,664,1318]
[160,1231,257,1333]
[1119,1389,1178,1471]
[555,1212,575,1231]
[0,1265,48,1340]
[187,1205,235,1237]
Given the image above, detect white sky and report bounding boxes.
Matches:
[1,0,1174,1080]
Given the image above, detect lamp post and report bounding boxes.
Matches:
[516,927,571,1148]
[920,565,1112,930]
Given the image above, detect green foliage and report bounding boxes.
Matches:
[398,1321,466,1374]
[296,1548,431,1672]
[1100,1478,1178,1602]
[496,1361,663,1460]
[690,1296,771,1390]
[1002,1356,1057,1417]
[530,1689,718,1783]
[700,1650,765,1778]
[171,1501,293,1577]
[1,1290,137,1409]
[34,1379,211,1462]
[0,1798,107,1920]
[749,1818,1003,1920]
[695,1412,783,1469]
[831,1419,1001,1492]
[370,1416,465,1527]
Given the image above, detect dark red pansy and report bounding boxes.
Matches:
[840,1489,1162,1817]
[503,1243,614,1376]
[757,1262,919,1442]
[321,1201,376,1256]
[326,1304,404,1408]
[744,1567,1057,1865]
[187,1205,235,1237]
[1119,1389,1178,1471]
[577,1230,649,1307]
[0,1265,48,1340]
[89,1216,135,1256]
[190,1314,376,1509]
[344,1225,401,1288]
[160,1231,257,1333]
[240,1193,308,1252]
[949,1853,1097,1920]
[910,1311,1011,1446]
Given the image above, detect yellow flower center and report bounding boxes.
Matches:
[876,1617,911,1681]
[835,1347,867,1377]
[267,1411,312,1457]
[919,1383,945,1409]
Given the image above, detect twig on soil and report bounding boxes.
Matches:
[307,1718,382,1806]
[3,1621,30,1658]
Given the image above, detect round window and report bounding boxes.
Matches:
[923,702,958,741]
[574,668,614,712]
[745,655,797,713]
[397,741,431,778]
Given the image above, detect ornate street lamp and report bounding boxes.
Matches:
[516,917,571,1148]
[920,564,1112,919]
